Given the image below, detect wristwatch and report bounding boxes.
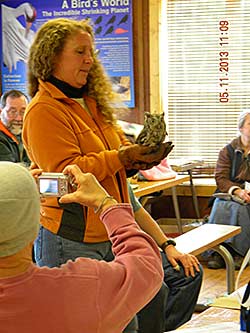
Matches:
[160,239,176,251]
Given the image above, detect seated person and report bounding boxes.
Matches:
[208,110,250,269]
[127,182,203,331]
[0,162,163,333]
[0,89,30,165]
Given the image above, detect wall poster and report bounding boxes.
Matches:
[0,0,134,107]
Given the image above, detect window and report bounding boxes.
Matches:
[160,0,250,163]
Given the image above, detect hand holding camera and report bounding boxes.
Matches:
[59,165,117,213]
[36,165,118,213]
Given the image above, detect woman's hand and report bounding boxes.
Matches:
[29,168,45,202]
[30,168,43,179]
[118,142,174,170]
[165,245,200,277]
[233,188,250,203]
[59,164,117,213]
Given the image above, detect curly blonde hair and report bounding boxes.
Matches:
[28,18,123,124]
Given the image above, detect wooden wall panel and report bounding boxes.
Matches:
[116,0,150,124]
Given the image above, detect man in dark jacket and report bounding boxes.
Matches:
[0,89,30,165]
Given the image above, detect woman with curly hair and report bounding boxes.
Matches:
[22,18,173,333]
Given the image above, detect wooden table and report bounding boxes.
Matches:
[132,175,190,233]
[174,224,241,293]
[174,224,241,257]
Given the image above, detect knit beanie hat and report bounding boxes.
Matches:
[0,162,40,257]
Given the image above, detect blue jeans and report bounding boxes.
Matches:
[35,226,114,266]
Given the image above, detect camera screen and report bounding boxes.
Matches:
[39,178,59,194]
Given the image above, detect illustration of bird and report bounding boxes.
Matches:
[118,14,128,25]
[94,15,102,25]
[95,26,102,35]
[104,26,114,36]
[135,112,167,147]
[2,2,36,73]
[106,15,116,26]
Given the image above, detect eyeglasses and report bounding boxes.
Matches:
[6,109,25,118]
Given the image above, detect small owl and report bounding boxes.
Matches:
[135,112,167,147]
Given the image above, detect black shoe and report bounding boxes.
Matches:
[207,253,225,269]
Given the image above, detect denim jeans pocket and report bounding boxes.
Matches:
[34,226,43,263]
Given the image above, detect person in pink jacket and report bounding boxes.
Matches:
[0,162,163,333]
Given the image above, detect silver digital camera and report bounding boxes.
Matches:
[38,173,70,197]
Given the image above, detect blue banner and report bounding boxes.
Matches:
[0,0,134,107]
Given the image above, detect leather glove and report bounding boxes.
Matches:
[118,141,174,170]
[131,142,174,170]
